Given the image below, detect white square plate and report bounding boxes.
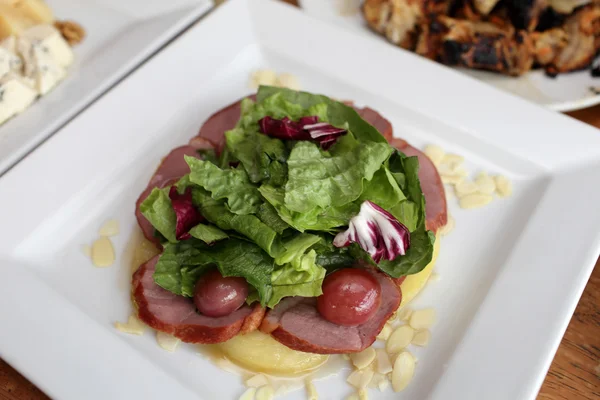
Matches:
[1,0,600,399]
[0,0,213,175]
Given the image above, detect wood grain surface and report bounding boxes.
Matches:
[1,2,599,399]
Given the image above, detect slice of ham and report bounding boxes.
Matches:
[133,255,264,343]
[135,146,204,246]
[260,269,401,354]
[391,138,448,233]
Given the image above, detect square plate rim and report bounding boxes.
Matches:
[0,0,214,177]
[0,0,599,399]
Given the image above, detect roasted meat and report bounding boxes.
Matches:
[437,16,534,75]
[472,0,502,15]
[531,28,569,65]
[362,0,457,49]
[504,0,548,31]
[547,5,600,74]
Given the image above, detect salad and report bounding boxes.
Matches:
[132,86,447,388]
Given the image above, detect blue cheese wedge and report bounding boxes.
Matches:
[17,24,72,95]
[0,37,23,77]
[0,72,37,124]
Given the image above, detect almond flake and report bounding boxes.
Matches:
[377,323,392,341]
[375,348,393,374]
[391,351,415,392]
[494,175,513,197]
[255,385,274,400]
[239,388,256,400]
[156,332,180,352]
[276,73,300,90]
[386,325,414,354]
[350,347,376,370]
[114,315,145,335]
[98,219,119,236]
[409,308,436,330]
[245,374,269,388]
[459,193,493,209]
[306,380,318,400]
[396,307,413,321]
[475,172,496,194]
[423,145,445,166]
[454,180,478,197]
[411,329,431,347]
[347,368,374,389]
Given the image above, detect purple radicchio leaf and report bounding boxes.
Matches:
[333,200,410,262]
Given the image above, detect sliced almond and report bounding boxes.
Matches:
[391,351,415,392]
[375,348,393,374]
[396,307,413,321]
[350,347,376,370]
[376,323,392,341]
[255,385,275,400]
[91,236,115,267]
[378,377,390,392]
[249,70,277,89]
[438,214,455,236]
[386,325,414,354]
[411,329,431,347]
[454,180,478,197]
[358,388,369,400]
[475,172,496,194]
[81,244,92,257]
[156,331,180,352]
[245,374,269,388]
[239,387,256,400]
[409,308,436,330]
[494,175,513,198]
[346,394,360,400]
[276,73,300,90]
[98,219,119,237]
[442,153,464,167]
[114,315,145,335]
[441,174,464,185]
[459,193,493,209]
[306,379,318,400]
[347,368,374,389]
[424,145,445,166]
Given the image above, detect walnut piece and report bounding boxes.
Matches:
[54,20,86,46]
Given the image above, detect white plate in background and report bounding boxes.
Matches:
[1,0,600,399]
[0,0,213,175]
[298,0,600,112]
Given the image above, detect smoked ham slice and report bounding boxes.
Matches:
[135,146,204,246]
[260,269,401,354]
[391,138,448,233]
[132,255,264,343]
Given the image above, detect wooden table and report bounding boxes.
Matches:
[2,3,600,400]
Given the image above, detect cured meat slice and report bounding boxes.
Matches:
[392,138,448,233]
[135,145,203,246]
[132,255,263,343]
[260,269,401,354]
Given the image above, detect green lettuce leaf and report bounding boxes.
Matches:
[259,185,355,232]
[284,137,392,213]
[188,224,228,244]
[268,249,326,308]
[256,202,289,234]
[154,239,274,306]
[186,156,262,215]
[225,128,288,183]
[191,188,282,257]
[359,166,406,211]
[376,225,436,277]
[257,86,389,144]
[275,233,321,265]
[139,187,177,243]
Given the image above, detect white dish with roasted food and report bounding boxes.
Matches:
[298,0,600,112]
[0,0,212,175]
[1,0,600,399]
